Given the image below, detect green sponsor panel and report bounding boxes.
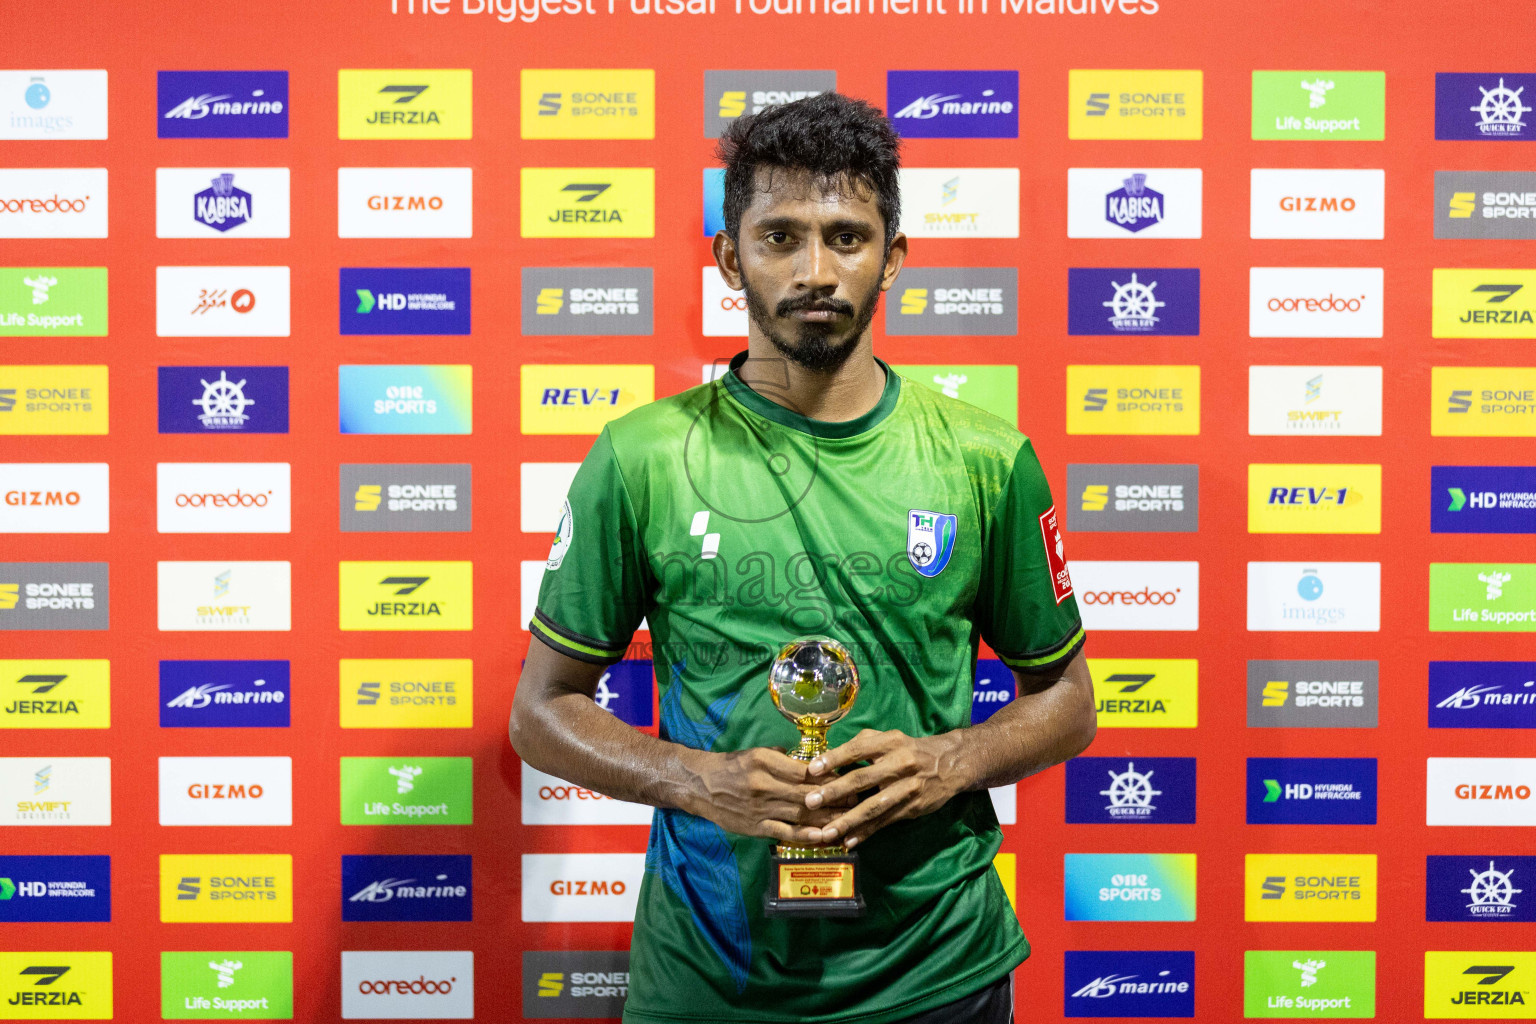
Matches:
[1429,562,1536,632]
[891,365,1018,426]
[1251,72,1385,140]
[1243,951,1375,1018]
[161,951,293,1020]
[0,267,108,336]
[340,755,473,824]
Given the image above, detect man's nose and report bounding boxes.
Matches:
[793,236,839,292]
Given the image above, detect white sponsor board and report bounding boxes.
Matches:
[520,463,580,533]
[521,853,646,922]
[341,950,474,1020]
[1250,168,1385,239]
[158,756,293,826]
[1248,267,1383,338]
[0,71,109,140]
[1248,366,1383,436]
[0,462,108,533]
[702,267,748,337]
[157,560,292,631]
[0,756,111,825]
[521,762,654,825]
[1066,168,1203,239]
[1247,561,1381,632]
[1070,561,1200,631]
[989,785,1016,825]
[338,168,473,238]
[900,168,1020,238]
[155,167,291,238]
[156,265,290,337]
[0,168,108,238]
[157,462,291,534]
[1426,757,1536,827]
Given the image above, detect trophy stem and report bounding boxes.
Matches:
[790,717,828,762]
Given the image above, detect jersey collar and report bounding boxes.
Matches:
[720,349,902,439]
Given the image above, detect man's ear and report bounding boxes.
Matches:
[880,232,908,291]
[713,231,744,291]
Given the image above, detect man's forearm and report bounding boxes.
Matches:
[944,651,1096,792]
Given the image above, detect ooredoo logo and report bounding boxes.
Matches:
[0,170,109,239]
[1070,561,1199,631]
[521,763,652,825]
[1249,268,1383,338]
[340,951,473,1020]
[521,854,644,922]
[157,464,290,534]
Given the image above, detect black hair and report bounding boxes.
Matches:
[715,92,902,251]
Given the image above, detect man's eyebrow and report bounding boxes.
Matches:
[751,215,877,235]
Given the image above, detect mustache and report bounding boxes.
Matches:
[775,294,856,318]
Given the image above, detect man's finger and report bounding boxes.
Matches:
[807,729,898,777]
[804,763,895,809]
[820,777,919,843]
[752,749,812,783]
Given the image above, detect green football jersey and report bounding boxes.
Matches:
[530,350,1085,1024]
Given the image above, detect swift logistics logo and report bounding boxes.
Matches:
[338,364,472,435]
[158,71,288,138]
[1427,855,1535,922]
[157,756,292,827]
[0,365,108,435]
[1250,168,1385,239]
[520,268,654,336]
[0,855,110,922]
[1247,562,1381,632]
[1248,365,1383,436]
[1429,662,1536,730]
[886,70,1018,138]
[1063,950,1195,1018]
[340,658,473,729]
[1423,952,1536,1018]
[703,70,835,137]
[1067,168,1203,238]
[158,366,288,434]
[159,660,290,728]
[340,268,471,336]
[1432,367,1536,437]
[1426,758,1536,827]
[341,950,474,1020]
[1063,853,1196,922]
[0,168,108,239]
[899,169,1019,239]
[1433,466,1536,533]
[158,854,292,923]
[1435,172,1536,238]
[1246,758,1377,824]
[1248,267,1383,338]
[1243,951,1376,1018]
[338,561,473,631]
[337,167,473,238]
[521,762,653,826]
[522,69,654,139]
[156,561,291,632]
[1073,565,1199,632]
[342,855,471,922]
[520,364,655,434]
[521,853,645,922]
[1251,70,1385,140]
[0,267,106,337]
[155,168,290,238]
[340,757,473,825]
[0,757,111,825]
[892,365,1019,425]
[1066,365,1200,435]
[1068,69,1203,140]
[1,659,110,729]
[0,952,113,1019]
[1067,268,1199,336]
[1436,73,1536,140]
[1430,563,1536,632]
[1245,854,1377,921]
[1087,659,1198,727]
[1247,463,1382,534]
[522,951,630,1020]
[341,464,472,533]
[521,168,655,238]
[337,69,472,139]
[1432,269,1536,338]
[1065,756,1196,824]
[0,70,108,140]
[1247,660,1379,728]
[155,266,290,338]
[885,268,1017,336]
[0,562,109,631]
[160,951,293,1020]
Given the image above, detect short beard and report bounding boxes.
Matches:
[742,270,883,375]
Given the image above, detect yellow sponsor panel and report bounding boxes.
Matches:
[1247,464,1382,534]
[0,660,109,729]
[520,364,655,434]
[340,658,473,728]
[1431,366,1536,437]
[337,69,472,139]
[0,366,107,435]
[521,70,655,139]
[1089,658,1197,728]
[993,853,1017,914]
[338,561,473,632]
[1244,854,1377,922]
[1066,365,1200,436]
[0,952,112,1019]
[520,168,656,239]
[1432,269,1536,338]
[1068,69,1203,140]
[159,855,292,923]
[1424,951,1536,1018]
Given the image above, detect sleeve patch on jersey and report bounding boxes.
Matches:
[547,498,572,570]
[1038,504,1074,604]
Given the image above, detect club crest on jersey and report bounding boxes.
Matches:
[907,509,957,577]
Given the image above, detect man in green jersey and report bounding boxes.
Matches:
[511,93,1095,1024]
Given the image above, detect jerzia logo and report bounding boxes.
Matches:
[339,562,472,631]
[338,70,472,139]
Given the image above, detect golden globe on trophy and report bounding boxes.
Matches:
[763,635,866,918]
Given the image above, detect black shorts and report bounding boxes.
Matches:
[890,973,1014,1024]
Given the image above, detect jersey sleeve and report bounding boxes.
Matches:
[975,439,1086,674]
[528,428,652,665]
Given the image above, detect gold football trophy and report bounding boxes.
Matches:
[763,635,865,918]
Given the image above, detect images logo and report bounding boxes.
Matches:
[1087,658,1198,727]
[340,756,473,825]
[1,70,108,140]
[0,267,107,337]
[340,465,472,533]
[521,69,653,139]
[898,169,1020,239]
[158,71,288,138]
[341,950,474,1020]
[156,463,291,534]
[159,660,290,729]
[158,367,288,435]
[891,365,1019,425]
[522,951,629,1020]
[1427,855,1536,922]
[1247,758,1377,824]
[158,756,292,827]
[1063,950,1195,1018]
[337,167,473,238]
[342,855,471,922]
[521,168,655,239]
[161,950,293,1020]
[1065,756,1196,824]
[1435,172,1536,239]
[0,952,112,1018]
[886,70,1018,138]
[1429,662,1536,730]
[520,364,655,435]
[1246,562,1381,632]
[1427,758,1536,826]
[156,561,290,632]
[1248,365,1383,436]
[1250,168,1385,239]
[1245,854,1376,921]
[1247,463,1381,534]
[1073,565,1199,633]
[703,70,835,136]
[338,69,472,139]
[0,757,111,825]
[339,658,473,729]
[159,854,292,923]
[1063,853,1196,922]
[1067,268,1199,336]
[1248,267,1383,338]
[1436,73,1536,140]
[1433,269,1536,338]
[1432,367,1536,437]
[1423,952,1536,1018]
[520,268,653,336]
[0,169,109,239]
[1430,563,1536,632]
[338,364,472,435]
[1066,464,1198,533]
[1243,950,1376,1018]
[338,562,472,631]
[0,855,110,922]
[340,268,470,336]
[0,562,109,631]
[155,168,290,238]
[1,659,110,729]
[1432,466,1536,534]
[1068,69,1203,140]
[0,365,107,436]
[520,853,645,922]
[885,268,1016,337]
[1252,70,1385,140]
[1066,366,1200,435]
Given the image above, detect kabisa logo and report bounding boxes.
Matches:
[1427,757,1536,826]
[1429,662,1536,730]
[1,757,111,826]
[0,562,109,631]
[1242,950,1377,1019]
[1436,73,1536,140]
[1067,464,1199,533]
[1246,562,1381,632]
[520,268,654,336]
[1066,365,1201,436]
[1104,173,1164,232]
[972,658,1015,726]
[1063,853,1197,922]
[1065,756,1197,824]
[1,659,109,729]
[158,367,288,434]
[160,950,294,1020]
[338,364,473,435]
[338,70,472,140]
[0,267,108,337]
[194,174,251,233]
[1249,365,1383,436]
[0,855,110,923]
[1067,268,1199,336]
[1250,168,1385,239]
[1423,952,1536,1018]
[703,70,835,137]
[1430,562,1536,632]
[340,465,473,533]
[1068,69,1203,141]
[0,364,108,436]
[1432,466,1536,534]
[1432,269,1536,339]
[520,364,655,435]
[1064,951,1195,1018]
[1427,855,1536,923]
[1,70,108,140]
[522,69,654,140]
[885,268,1018,337]
[340,268,471,336]
[0,169,109,239]
[521,854,645,922]
[158,854,293,923]
[0,953,113,1018]
[886,71,1018,138]
[341,950,474,1020]
[340,756,473,825]
[157,72,288,139]
[158,756,292,827]
[1251,70,1386,141]
[1247,463,1381,535]
[1087,659,1198,727]
[898,168,1020,239]
[342,855,472,922]
[522,951,630,1020]
[339,561,473,631]
[159,660,290,729]
[340,658,474,730]
[1246,758,1377,825]
[521,168,655,239]
[1247,660,1379,728]
[337,167,472,239]
[1432,367,1536,437]
[1248,267,1383,338]
[1435,172,1536,239]
[155,167,290,239]
[1244,854,1377,922]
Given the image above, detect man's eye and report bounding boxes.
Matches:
[836,233,857,245]
[767,231,789,244]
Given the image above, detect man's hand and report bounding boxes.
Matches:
[800,728,969,850]
[682,746,849,845]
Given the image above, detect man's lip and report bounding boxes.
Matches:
[789,308,844,321]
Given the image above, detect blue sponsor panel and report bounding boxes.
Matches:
[1063,853,1197,922]
[157,366,289,434]
[1435,73,1536,141]
[1066,757,1196,824]
[337,364,472,435]
[159,660,291,728]
[339,268,472,336]
[1429,661,1536,729]
[597,660,655,727]
[886,71,1019,138]
[703,169,725,238]
[0,855,110,922]
[1067,268,1200,336]
[1426,855,1535,922]
[972,658,1015,725]
[1246,757,1376,825]
[1431,466,1536,534]
[342,854,472,922]
[157,71,289,138]
[1064,951,1196,1018]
